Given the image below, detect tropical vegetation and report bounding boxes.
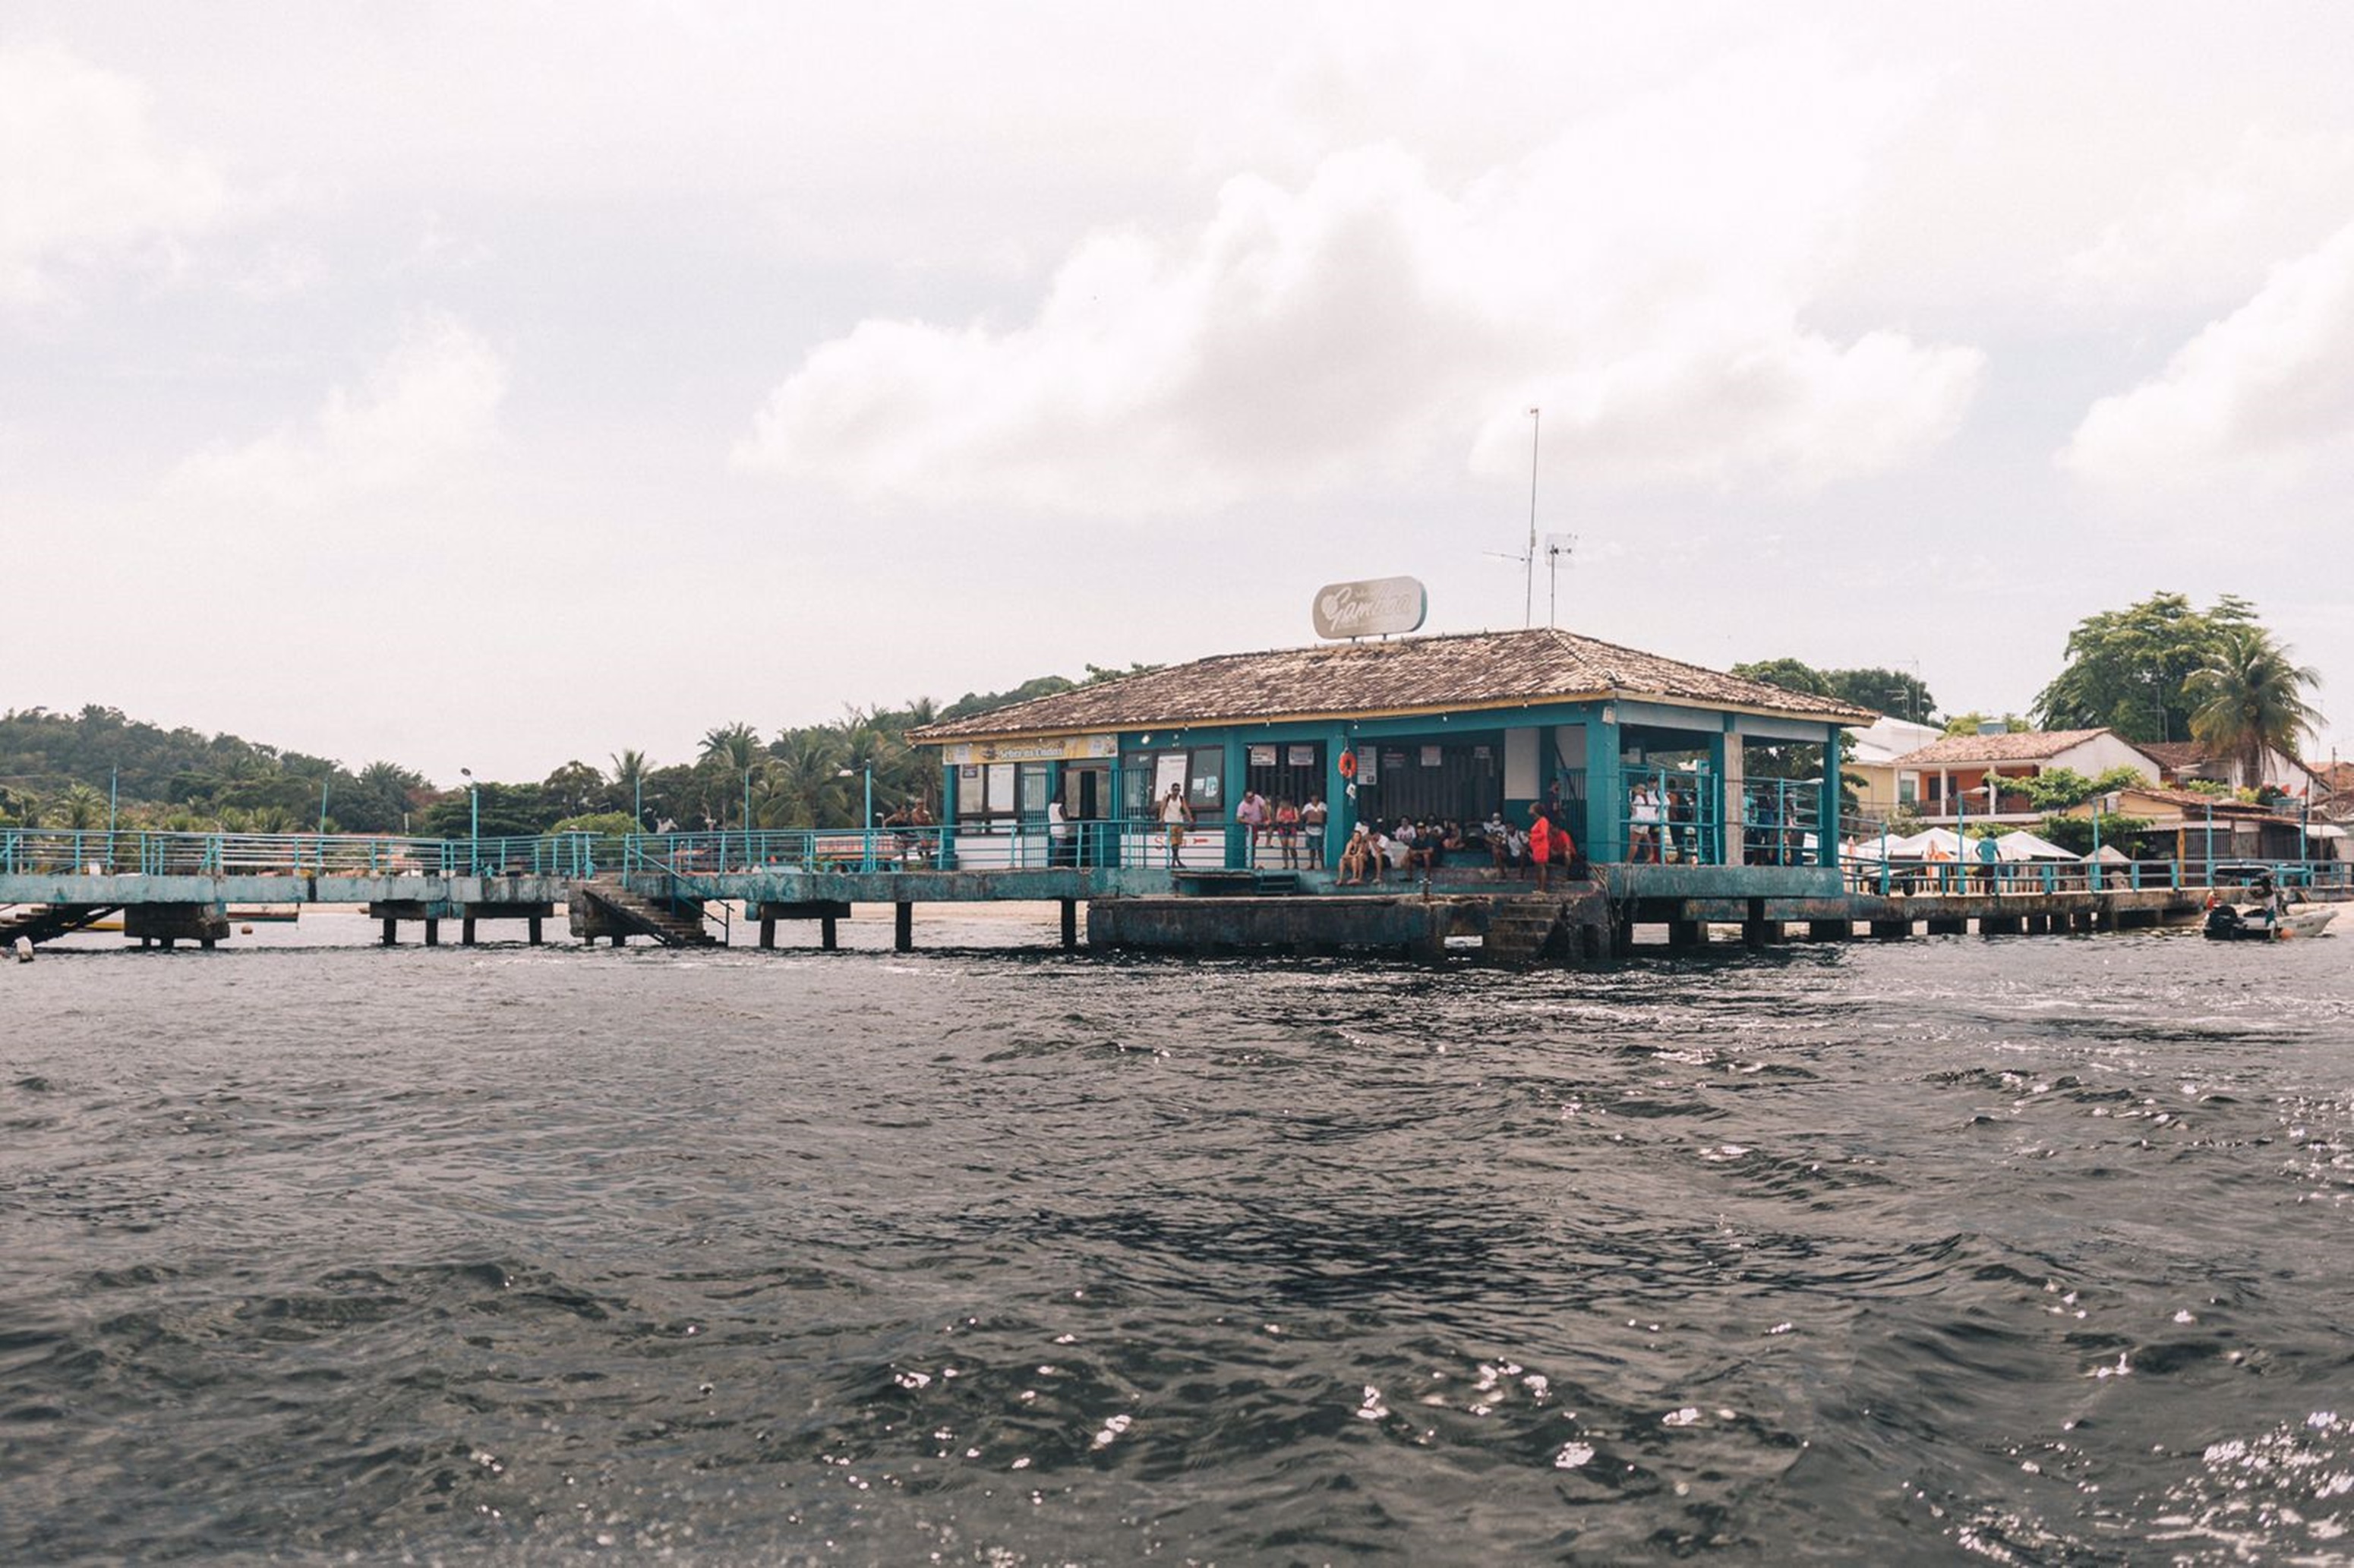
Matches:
[2032,592,2264,744]
[2184,623,2324,790]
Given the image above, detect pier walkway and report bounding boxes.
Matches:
[4,825,2346,960]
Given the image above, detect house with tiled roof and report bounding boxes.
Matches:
[1887,727,2167,825]
[2059,783,2319,867]
[909,626,1873,871]
[2138,739,2320,797]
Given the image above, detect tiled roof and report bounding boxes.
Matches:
[1889,728,2139,767]
[2109,784,2270,814]
[2138,741,2211,773]
[910,627,1874,742]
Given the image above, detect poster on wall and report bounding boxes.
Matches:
[1153,752,1189,803]
[1356,747,1378,784]
[1420,746,1442,768]
[1286,745,1316,768]
[1248,743,1276,768]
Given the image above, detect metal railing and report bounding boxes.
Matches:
[620,838,730,945]
[1835,844,2354,898]
[9,822,2347,896]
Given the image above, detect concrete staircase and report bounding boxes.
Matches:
[1482,896,1564,966]
[574,879,721,948]
[0,904,119,948]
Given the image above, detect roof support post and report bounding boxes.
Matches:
[1821,725,1844,868]
[1706,726,1731,866]
[939,764,961,869]
[1589,711,1626,865]
[1327,730,1354,857]
[1223,736,1248,869]
[1722,715,1746,866]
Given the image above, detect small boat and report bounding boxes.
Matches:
[2203,868,2339,941]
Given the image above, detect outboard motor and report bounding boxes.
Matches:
[2204,902,2244,940]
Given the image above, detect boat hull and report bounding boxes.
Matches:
[2204,902,2338,941]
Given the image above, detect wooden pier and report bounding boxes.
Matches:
[3,828,2342,963]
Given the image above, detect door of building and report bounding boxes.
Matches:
[1065,762,1111,866]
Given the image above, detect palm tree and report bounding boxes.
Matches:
[58,782,106,830]
[2186,625,2323,790]
[765,730,847,825]
[610,749,649,825]
[699,723,763,827]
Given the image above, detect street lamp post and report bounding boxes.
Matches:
[461,768,479,875]
[838,765,876,871]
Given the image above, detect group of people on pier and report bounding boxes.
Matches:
[1332,803,1583,889]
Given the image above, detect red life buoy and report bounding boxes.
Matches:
[1337,750,1358,779]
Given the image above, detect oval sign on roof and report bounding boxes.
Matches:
[1314,576,1428,640]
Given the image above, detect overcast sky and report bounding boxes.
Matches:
[9,2,2354,784]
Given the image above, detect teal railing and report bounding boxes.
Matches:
[8,822,2345,894]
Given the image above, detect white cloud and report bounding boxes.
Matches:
[2059,220,2354,491]
[0,43,227,307]
[166,314,506,509]
[736,46,1983,514]
[2061,127,2354,314]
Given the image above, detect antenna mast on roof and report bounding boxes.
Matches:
[1545,533,1576,628]
[1524,407,1540,628]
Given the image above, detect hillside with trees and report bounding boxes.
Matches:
[1,661,1163,838]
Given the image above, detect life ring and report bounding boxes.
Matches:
[1337,750,1358,780]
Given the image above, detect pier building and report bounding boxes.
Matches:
[908,626,1873,875]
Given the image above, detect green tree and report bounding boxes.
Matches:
[1731,658,1835,699]
[2004,765,2151,812]
[2185,623,2324,787]
[2037,813,2153,856]
[342,759,424,833]
[1824,667,1936,724]
[1941,710,2027,737]
[939,674,1078,721]
[2033,592,2259,742]
[420,781,551,840]
[541,759,606,820]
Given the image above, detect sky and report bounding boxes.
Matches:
[8,2,2354,786]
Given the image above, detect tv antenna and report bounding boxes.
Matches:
[1544,532,1577,627]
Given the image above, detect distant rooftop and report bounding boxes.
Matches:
[910,626,1874,743]
[1891,727,2155,767]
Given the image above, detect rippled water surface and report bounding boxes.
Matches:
[6,910,2354,1563]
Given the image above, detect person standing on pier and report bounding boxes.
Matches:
[1273,797,1302,868]
[1528,804,1554,891]
[1160,783,1193,867]
[1236,787,1269,864]
[1047,797,1072,868]
[1302,795,1328,869]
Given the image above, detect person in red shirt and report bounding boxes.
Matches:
[1527,804,1554,892]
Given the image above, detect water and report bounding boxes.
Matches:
[6,911,2354,1563]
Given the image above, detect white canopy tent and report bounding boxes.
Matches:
[1993,829,2078,862]
[1846,828,1964,860]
